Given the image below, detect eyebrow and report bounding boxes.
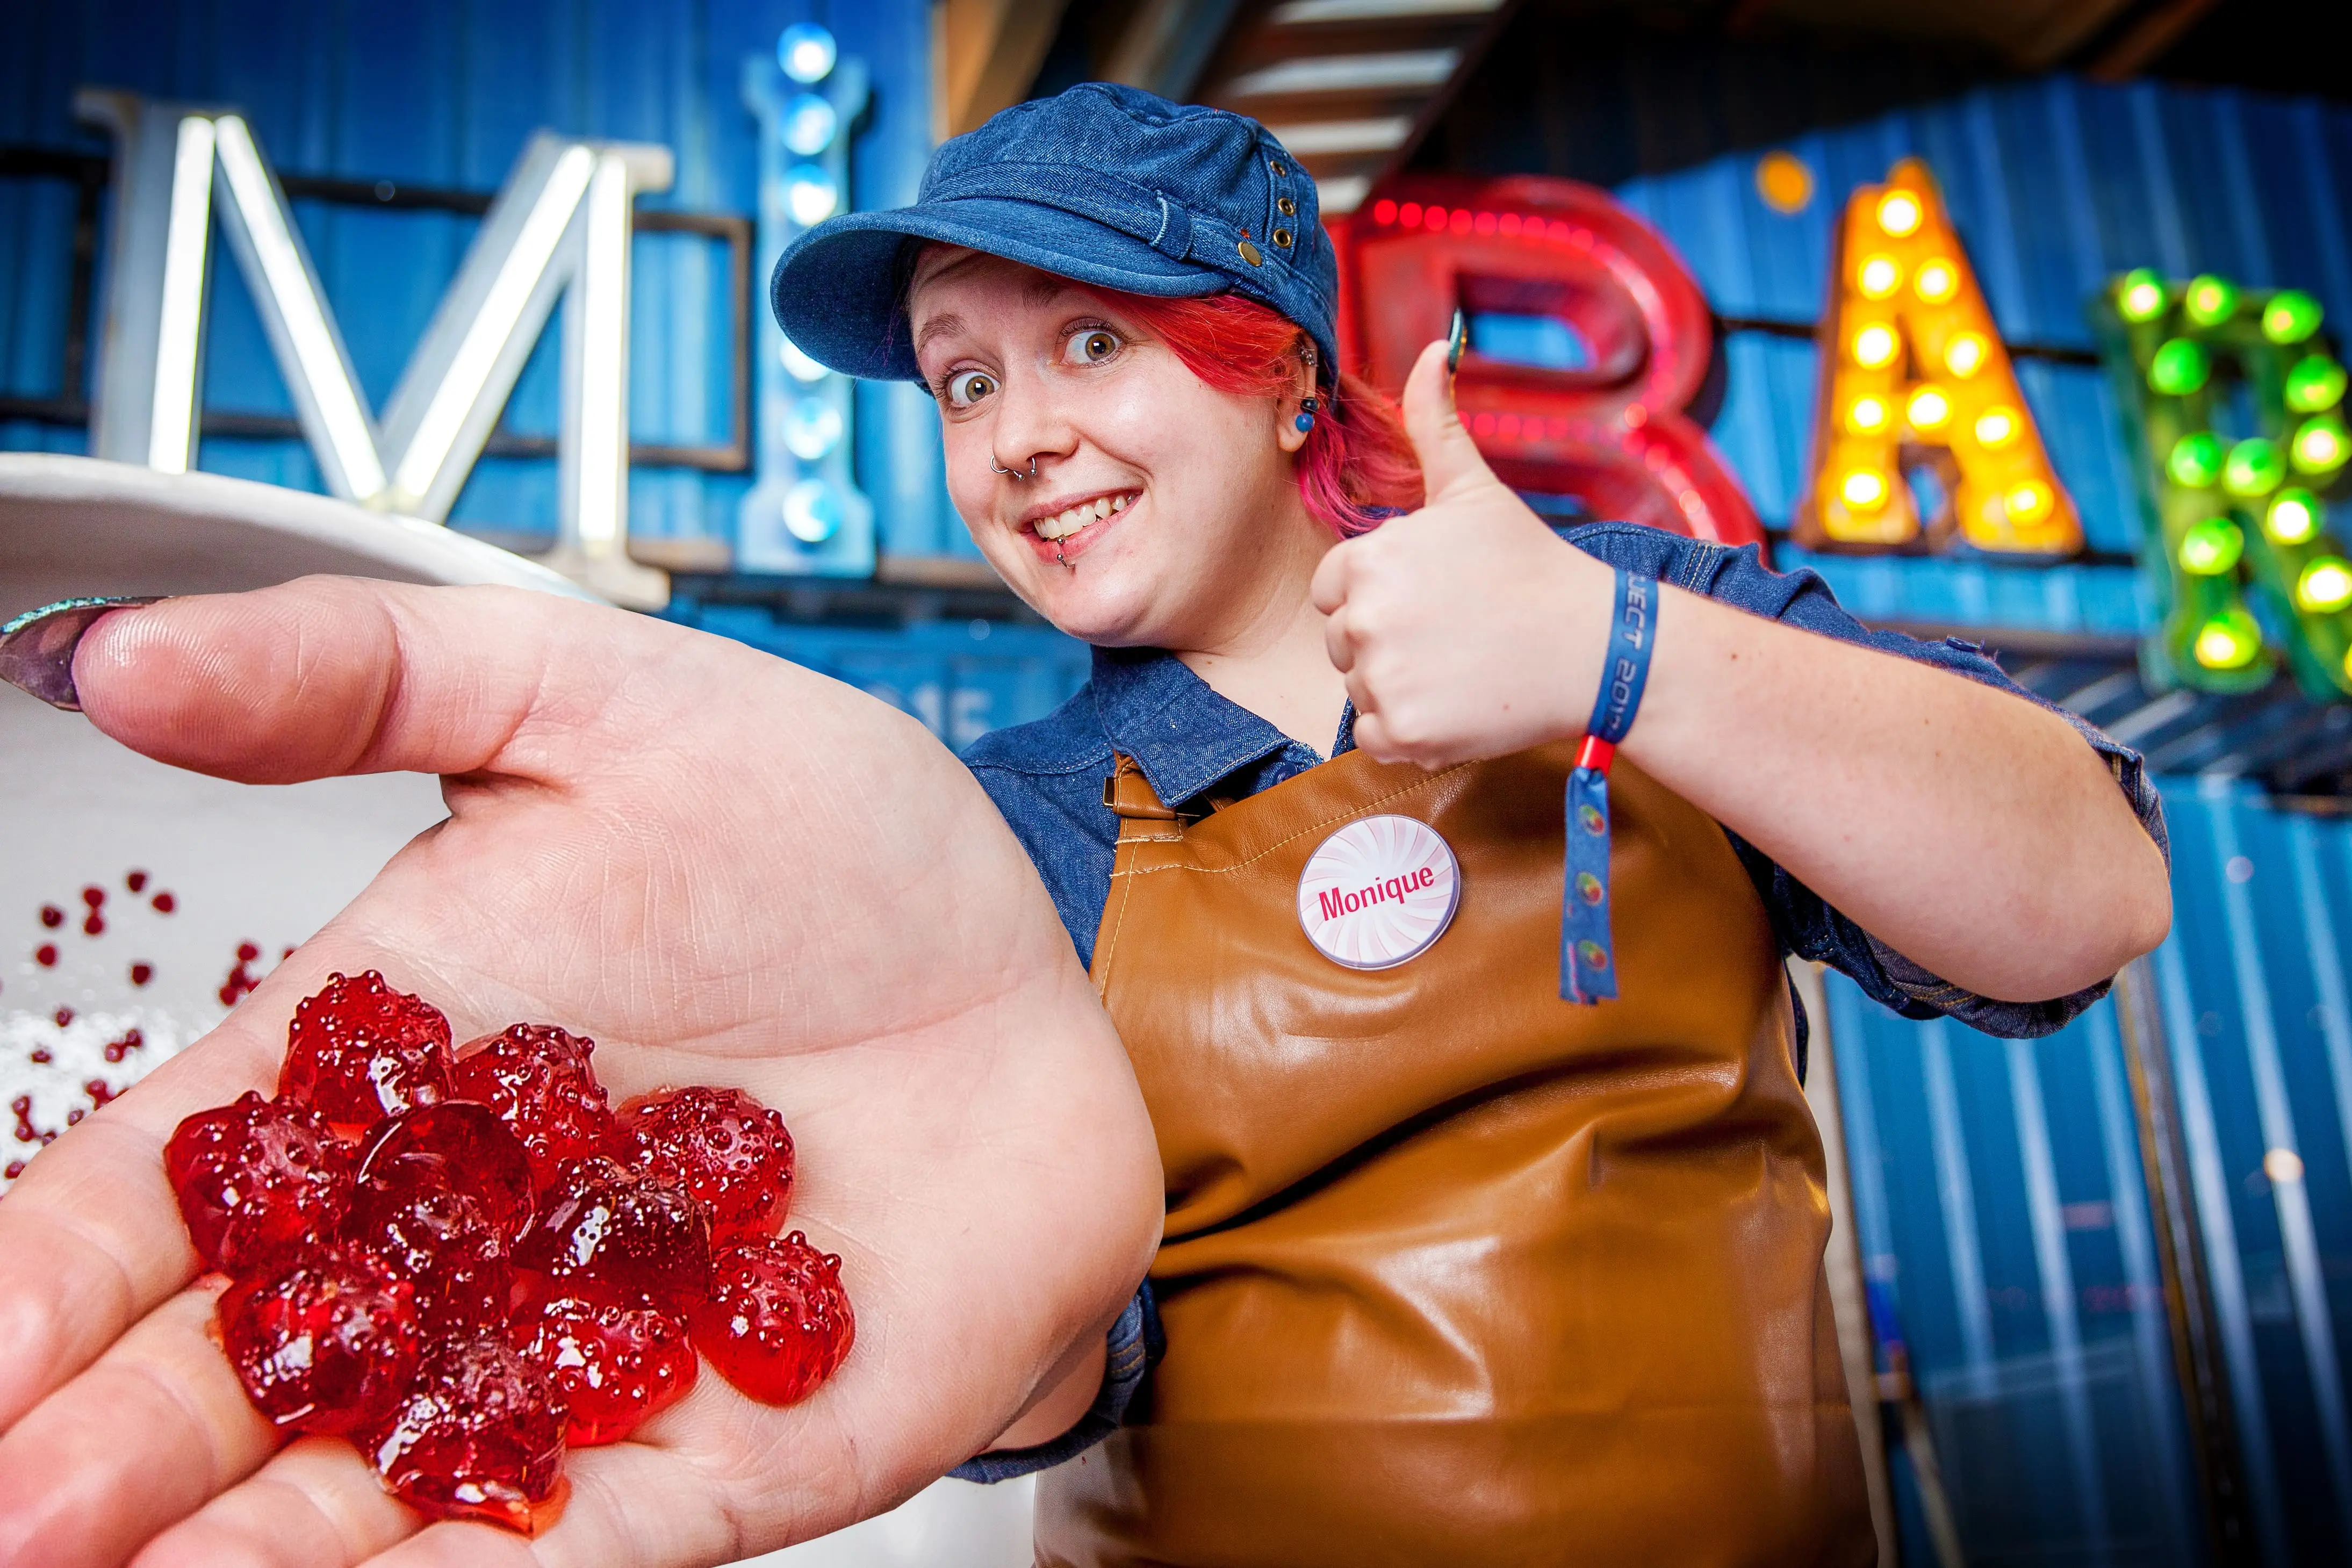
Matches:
[913,311,967,357]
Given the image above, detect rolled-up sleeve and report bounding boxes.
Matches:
[1569,526,2171,1041]
[949,1284,1162,1483]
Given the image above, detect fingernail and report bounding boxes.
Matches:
[1446,308,1468,374]
[0,596,164,712]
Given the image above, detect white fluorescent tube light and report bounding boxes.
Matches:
[213,116,388,499]
[394,144,595,503]
[149,114,215,474]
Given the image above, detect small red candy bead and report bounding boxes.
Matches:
[344,1171,515,1335]
[165,1091,354,1275]
[363,1334,569,1533]
[277,971,454,1132]
[515,1155,711,1307]
[508,1281,698,1446]
[356,1101,535,1242]
[622,1086,795,1243]
[449,1024,615,1190]
[219,1249,422,1435]
[691,1233,855,1407]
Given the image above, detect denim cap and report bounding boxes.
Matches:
[770,83,1338,385]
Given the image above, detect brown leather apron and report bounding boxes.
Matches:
[1035,742,1874,1568]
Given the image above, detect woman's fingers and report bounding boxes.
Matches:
[128,1438,418,1568]
[0,1010,282,1430]
[0,1284,277,1568]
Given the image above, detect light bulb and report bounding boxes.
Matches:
[2224,437,2285,497]
[2267,488,2322,544]
[1943,331,1988,378]
[785,164,839,225]
[1905,385,1952,430]
[2286,355,2346,414]
[2148,337,2210,396]
[2184,274,2239,327]
[2295,415,2350,474]
[2178,516,2243,576]
[781,93,838,156]
[1840,469,1890,510]
[2263,289,2322,344]
[2193,610,2261,670]
[2169,431,2224,488]
[1973,406,2020,448]
[1857,255,1902,299]
[2297,556,2352,613]
[778,23,837,84]
[1852,323,1900,369]
[2003,480,2053,523]
[1914,258,1959,304]
[1845,395,1891,434]
[1875,190,1923,237]
[2118,268,2167,323]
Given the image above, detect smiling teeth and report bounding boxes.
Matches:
[1034,493,1132,541]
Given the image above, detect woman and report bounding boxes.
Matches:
[0,83,2165,1568]
[771,83,2170,1566]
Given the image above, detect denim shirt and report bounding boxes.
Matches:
[948,522,2169,1483]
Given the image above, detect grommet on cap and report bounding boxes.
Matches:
[1272,227,1293,249]
[1277,196,1296,216]
[1238,239,1263,265]
[1269,160,1288,177]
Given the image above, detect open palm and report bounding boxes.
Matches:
[0,579,1160,1568]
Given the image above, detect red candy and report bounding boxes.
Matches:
[166,975,847,1536]
[278,970,454,1132]
[364,1335,569,1533]
[509,1283,698,1446]
[516,1155,712,1307]
[345,1173,515,1335]
[691,1234,855,1407]
[357,1102,536,1242]
[449,1024,614,1190]
[622,1086,795,1243]
[220,1249,422,1434]
[165,1092,354,1274]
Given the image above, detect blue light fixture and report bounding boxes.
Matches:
[779,23,837,85]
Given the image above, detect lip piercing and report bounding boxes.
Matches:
[992,457,1038,480]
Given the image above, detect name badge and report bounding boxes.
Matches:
[1296,814,1461,970]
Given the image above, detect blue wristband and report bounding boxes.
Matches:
[1561,570,1657,1003]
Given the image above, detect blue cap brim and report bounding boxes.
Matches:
[771,198,1238,383]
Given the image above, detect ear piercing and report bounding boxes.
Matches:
[991,457,1038,480]
[1295,395,1320,434]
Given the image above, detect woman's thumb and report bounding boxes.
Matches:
[1401,336,1498,505]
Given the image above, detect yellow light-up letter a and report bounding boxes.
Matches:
[1797,159,2081,557]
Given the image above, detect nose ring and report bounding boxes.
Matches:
[991,457,1038,480]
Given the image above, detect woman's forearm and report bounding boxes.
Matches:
[1622,585,2171,1002]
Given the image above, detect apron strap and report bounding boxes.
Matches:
[1104,754,1187,842]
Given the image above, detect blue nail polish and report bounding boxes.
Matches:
[0,596,163,712]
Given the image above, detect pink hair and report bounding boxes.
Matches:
[1093,290,1422,536]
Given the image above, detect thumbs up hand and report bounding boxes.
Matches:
[1310,337,1618,769]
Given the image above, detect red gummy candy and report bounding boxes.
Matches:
[278,971,453,1132]
[344,1172,515,1335]
[356,1101,535,1242]
[164,1091,354,1275]
[691,1233,855,1407]
[508,1282,697,1446]
[363,1334,568,1533]
[515,1155,711,1307]
[219,1249,422,1435]
[621,1086,795,1243]
[449,1024,615,1190]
